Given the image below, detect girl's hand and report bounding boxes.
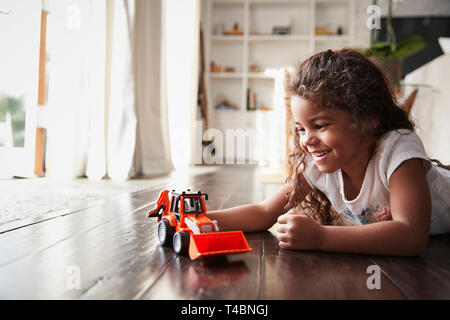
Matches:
[276,209,324,250]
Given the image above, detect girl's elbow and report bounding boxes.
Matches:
[404,234,429,256]
[410,222,431,255]
[393,219,430,256]
[413,237,429,255]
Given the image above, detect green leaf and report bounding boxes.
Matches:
[390,36,426,59]
[371,41,390,50]
[358,48,370,56]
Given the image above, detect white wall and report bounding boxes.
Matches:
[354,0,372,48]
[378,0,450,17]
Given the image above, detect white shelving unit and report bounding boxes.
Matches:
[202,0,356,165]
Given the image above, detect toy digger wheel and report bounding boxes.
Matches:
[173,231,190,255]
[158,219,175,246]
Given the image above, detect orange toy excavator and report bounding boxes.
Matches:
[147,189,252,260]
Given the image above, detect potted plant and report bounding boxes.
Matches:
[360,0,426,92]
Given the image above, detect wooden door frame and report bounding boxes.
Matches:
[34,9,48,176]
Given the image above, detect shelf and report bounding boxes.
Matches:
[209,72,279,79]
[248,35,311,42]
[249,0,311,5]
[249,0,311,36]
[247,72,275,79]
[204,0,356,164]
[314,35,349,41]
[315,0,351,38]
[212,34,312,42]
[212,0,244,4]
[211,35,245,41]
[316,0,349,4]
[246,109,275,112]
[214,108,241,112]
[209,72,245,79]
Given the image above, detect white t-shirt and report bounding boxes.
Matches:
[302,129,450,235]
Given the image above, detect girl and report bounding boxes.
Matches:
[207,49,450,256]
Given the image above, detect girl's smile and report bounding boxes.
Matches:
[310,149,331,162]
[290,95,372,179]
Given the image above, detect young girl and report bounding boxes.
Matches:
[207,49,450,256]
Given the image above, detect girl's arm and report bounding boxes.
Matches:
[208,181,310,232]
[277,158,432,256]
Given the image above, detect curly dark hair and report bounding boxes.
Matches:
[284,48,415,225]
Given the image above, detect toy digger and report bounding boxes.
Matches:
[146,189,252,260]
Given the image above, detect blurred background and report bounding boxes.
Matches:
[1,0,449,183]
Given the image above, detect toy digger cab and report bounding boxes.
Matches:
[147,189,251,260]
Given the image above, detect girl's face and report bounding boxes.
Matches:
[290,95,370,175]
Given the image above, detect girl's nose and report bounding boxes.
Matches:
[301,130,318,147]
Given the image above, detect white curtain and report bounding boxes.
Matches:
[46,0,174,180]
[165,0,200,169]
[133,0,174,177]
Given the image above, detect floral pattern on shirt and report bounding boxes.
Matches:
[341,204,392,225]
[341,209,363,225]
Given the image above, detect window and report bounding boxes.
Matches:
[183,197,204,214]
[0,0,41,178]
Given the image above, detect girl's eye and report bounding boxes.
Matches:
[295,124,329,134]
[315,124,329,130]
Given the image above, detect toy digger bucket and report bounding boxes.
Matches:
[189,231,252,260]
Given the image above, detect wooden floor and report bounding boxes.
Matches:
[1,166,450,300]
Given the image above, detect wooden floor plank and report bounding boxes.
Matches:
[368,234,450,299]
[0,189,159,267]
[256,226,405,299]
[0,192,159,299]
[138,246,262,300]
